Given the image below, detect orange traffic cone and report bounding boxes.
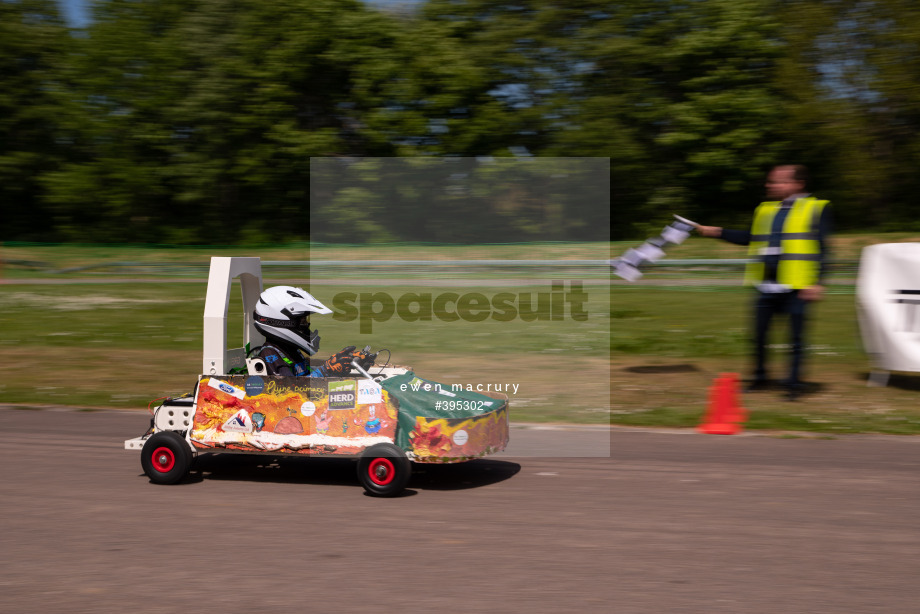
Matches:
[697,373,748,435]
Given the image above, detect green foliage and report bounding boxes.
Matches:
[41,0,407,243]
[2,0,920,242]
[310,157,609,242]
[0,0,71,241]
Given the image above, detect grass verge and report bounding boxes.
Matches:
[3,240,920,433]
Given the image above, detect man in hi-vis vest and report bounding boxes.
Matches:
[694,165,832,401]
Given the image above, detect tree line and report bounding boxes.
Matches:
[2,0,919,244]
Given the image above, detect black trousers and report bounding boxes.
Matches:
[753,290,807,385]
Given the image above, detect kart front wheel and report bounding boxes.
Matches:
[141,431,192,485]
[357,443,411,497]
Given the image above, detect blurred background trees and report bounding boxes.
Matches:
[2,0,919,243]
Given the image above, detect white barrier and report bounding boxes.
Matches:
[856,243,920,385]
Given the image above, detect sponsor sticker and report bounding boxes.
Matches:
[245,376,265,397]
[328,380,356,410]
[357,381,383,405]
[222,409,253,433]
[452,430,469,446]
[208,378,246,400]
[300,401,316,417]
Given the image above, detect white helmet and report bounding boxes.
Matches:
[253,286,332,356]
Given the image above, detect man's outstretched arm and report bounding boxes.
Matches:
[694,225,751,246]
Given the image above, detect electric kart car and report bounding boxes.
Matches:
[124,257,509,496]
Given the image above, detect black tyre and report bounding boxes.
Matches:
[141,431,192,485]
[357,443,411,497]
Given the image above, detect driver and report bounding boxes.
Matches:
[251,286,373,377]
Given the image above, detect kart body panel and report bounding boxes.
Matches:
[126,256,509,469]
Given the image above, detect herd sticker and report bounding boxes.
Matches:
[328,380,356,410]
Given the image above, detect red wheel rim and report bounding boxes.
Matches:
[368,458,395,486]
[151,446,176,473]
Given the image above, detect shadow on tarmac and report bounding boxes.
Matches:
[168,453,520,494]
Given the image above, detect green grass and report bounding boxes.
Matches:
[0,275,610,423]
[3,239,920,433]
[610,284,920,434]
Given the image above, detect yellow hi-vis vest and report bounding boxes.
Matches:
[744,196,828,289]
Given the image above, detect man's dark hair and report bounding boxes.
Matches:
[789,164,809,187]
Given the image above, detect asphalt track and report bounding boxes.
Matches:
[1,408,918,614]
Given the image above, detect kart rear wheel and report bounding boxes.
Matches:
[141,431,192,485]
[357,443,410,497]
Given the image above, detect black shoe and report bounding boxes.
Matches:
[785,382,803,401]
[744,379,769,393]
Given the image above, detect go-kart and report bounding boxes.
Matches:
[124,257,509,496]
